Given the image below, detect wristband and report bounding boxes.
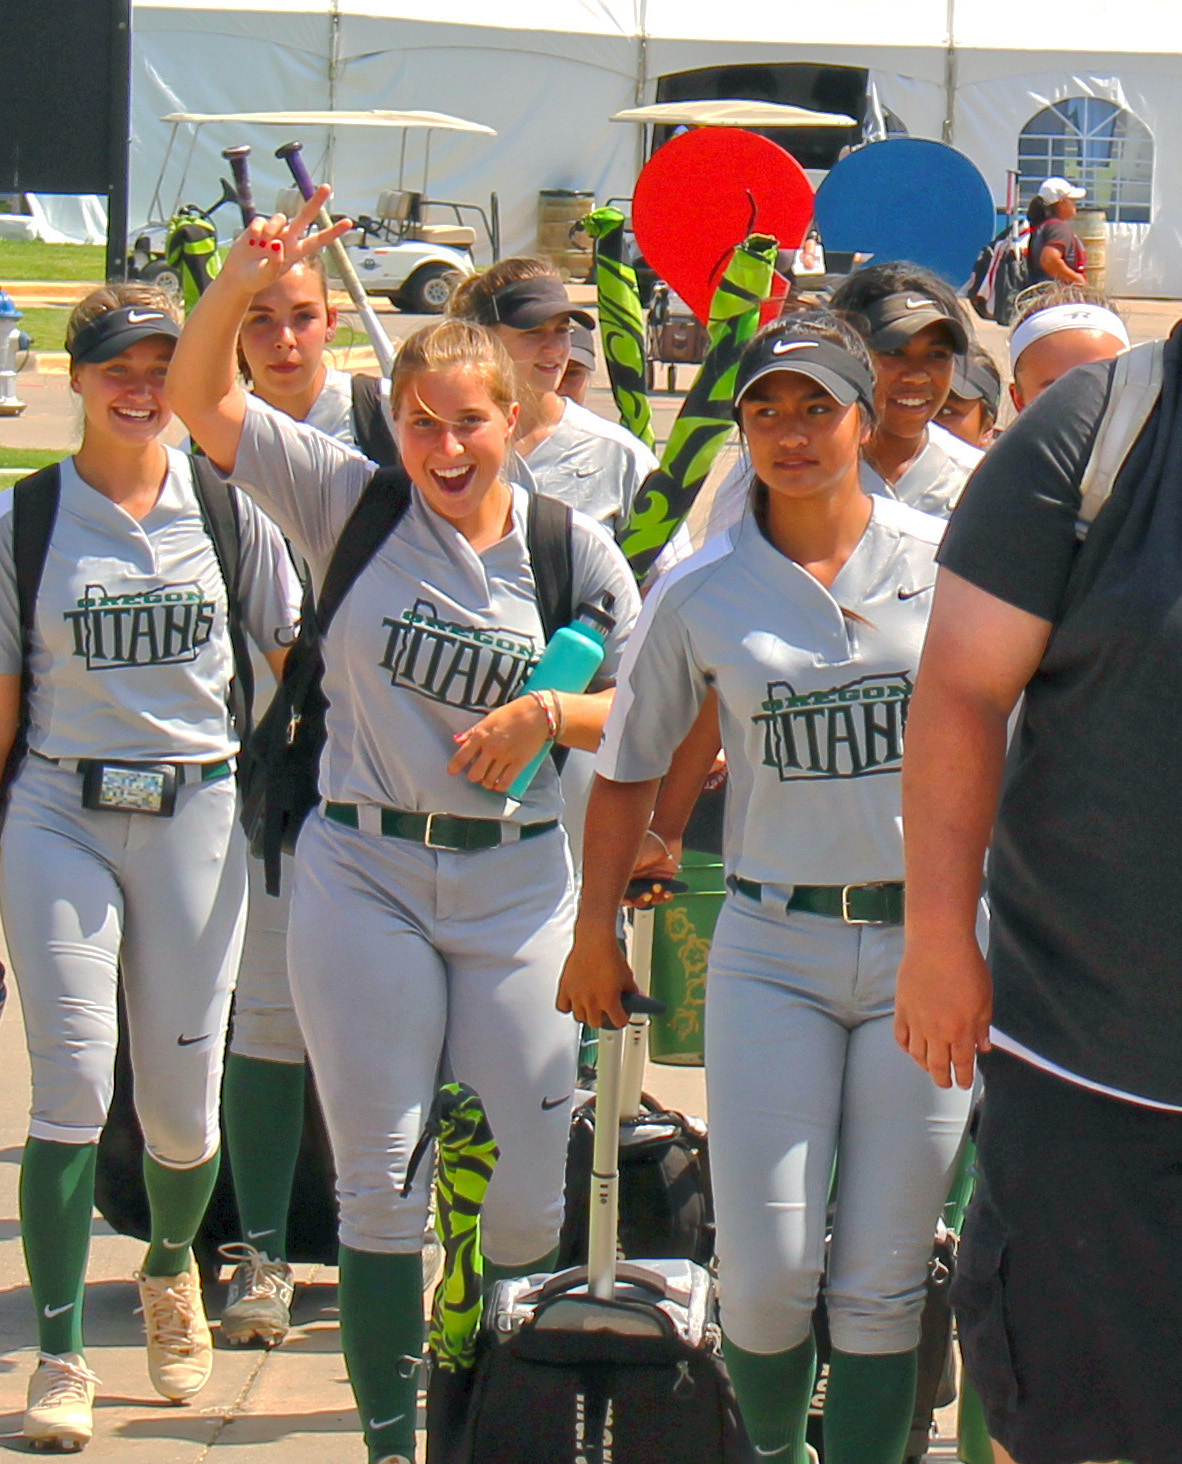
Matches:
[528,689,559,740]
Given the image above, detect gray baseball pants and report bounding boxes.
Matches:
[0,755,247,1166]
[705,892,974,1355]
[287,807,579,1260]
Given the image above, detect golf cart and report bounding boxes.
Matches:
[138,110,500,313]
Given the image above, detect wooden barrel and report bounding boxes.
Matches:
[1077,209,1108,294]
[537,189,595,282]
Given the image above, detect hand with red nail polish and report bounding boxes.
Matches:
[217,185,353,299]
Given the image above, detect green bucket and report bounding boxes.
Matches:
[648,851,727,1066]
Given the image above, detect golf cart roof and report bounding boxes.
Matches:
[611,100,856,128]
[162,110,496,136]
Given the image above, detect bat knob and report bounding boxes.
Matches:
[275,141,302,160]
[222,145,250,161]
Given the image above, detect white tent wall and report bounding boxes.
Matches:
[952,57,1182,296]
[334,15,639,260]
[127,1,1182,297]
[134,5,336,226]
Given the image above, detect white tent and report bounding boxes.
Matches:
[128,0,1182,296]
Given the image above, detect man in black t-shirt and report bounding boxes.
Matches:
[1027,176,1088,287]
[895,330,1182,1464]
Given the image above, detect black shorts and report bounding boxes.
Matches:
[953,1049,1182,1464]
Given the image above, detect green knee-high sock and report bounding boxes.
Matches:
[481,1247,558,1298]
[142,1151,220,1277]
[20,1139,97,1357]
[823,1348,918,1464]
[339,1247,423,1463]
[722,1334,816,1464]
[223,1053,306,1260]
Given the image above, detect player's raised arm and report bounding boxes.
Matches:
[166,187,351,474]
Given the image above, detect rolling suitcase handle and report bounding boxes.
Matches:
[589,989,665,1299]
[621,905,655,1121]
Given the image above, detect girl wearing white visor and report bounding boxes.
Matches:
[561,313,975,1464]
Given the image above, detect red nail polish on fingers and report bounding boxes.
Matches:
[248,238,258,247]
[271,242,282,253]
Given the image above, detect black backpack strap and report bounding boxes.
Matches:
[191,455,255,744]
[316,466,413,633]
[350,373,402,469]
[526,491,574,645]
[3,465,61,800]
[525,492,574,772]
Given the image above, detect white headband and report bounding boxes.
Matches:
[1010,304,1130,370]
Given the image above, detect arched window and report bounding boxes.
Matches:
[1018,97,1153,224]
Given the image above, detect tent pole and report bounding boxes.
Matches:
[635,0,649,177]
[326,0,341,186]
[942,0,957,144]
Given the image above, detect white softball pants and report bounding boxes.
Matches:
[0,755,247,1166]
[287,807,579,1260]
[706,892,975,1356]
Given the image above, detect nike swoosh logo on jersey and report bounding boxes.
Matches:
[753,1446,791,1458]
[126,310,164,324]
[574,467,596,477]
[541,1094,571,1111]
[177,1033,210,1046]
[246,1228,277,1241]
[43,1302,75,1318]
[905,297,935,309]
[771,340,813,355]
[161,1237,189,1249]
[897,585,934,600]
[369,1414,405,1431]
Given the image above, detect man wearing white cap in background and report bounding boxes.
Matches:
[1008,287,1130,410]
[1027,177,1088,288]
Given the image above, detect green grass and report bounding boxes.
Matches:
[0,448,61,473]
[0,240,106,282]
[8,304,70,353]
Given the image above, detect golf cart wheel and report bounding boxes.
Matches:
[141,259,184,302]
[400,264,457,315]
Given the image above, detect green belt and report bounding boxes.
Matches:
[324,802,559,852]
[731,875,905,925]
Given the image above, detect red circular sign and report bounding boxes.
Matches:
[633,128,814,324]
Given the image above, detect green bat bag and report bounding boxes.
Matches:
[582,207,655,451]
[622,233,779,577]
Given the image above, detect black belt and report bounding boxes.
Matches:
[324,802,559,852]
[731,875,905,925]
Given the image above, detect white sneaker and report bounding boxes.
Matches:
[24,1351,99,1452]
[135,1258,213,1403]
[218,1243,296,1348]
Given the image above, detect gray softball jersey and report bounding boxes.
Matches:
[523,399,659,532]
[599,495,943,887]
[0,452,301,762]
[226,397,640,823]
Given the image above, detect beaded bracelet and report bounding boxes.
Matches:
[529,688,559,740]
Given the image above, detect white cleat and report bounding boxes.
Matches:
[135,1258,213,1403]
[24,1351,99,1452]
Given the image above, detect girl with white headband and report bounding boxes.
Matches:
[1008,287,1130,411]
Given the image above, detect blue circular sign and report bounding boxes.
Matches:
[815,138,996,286]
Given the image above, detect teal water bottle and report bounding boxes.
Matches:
[507,595,617,801]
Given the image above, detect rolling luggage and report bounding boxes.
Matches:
[558,905,714,1271]
[434,986,748,1464]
